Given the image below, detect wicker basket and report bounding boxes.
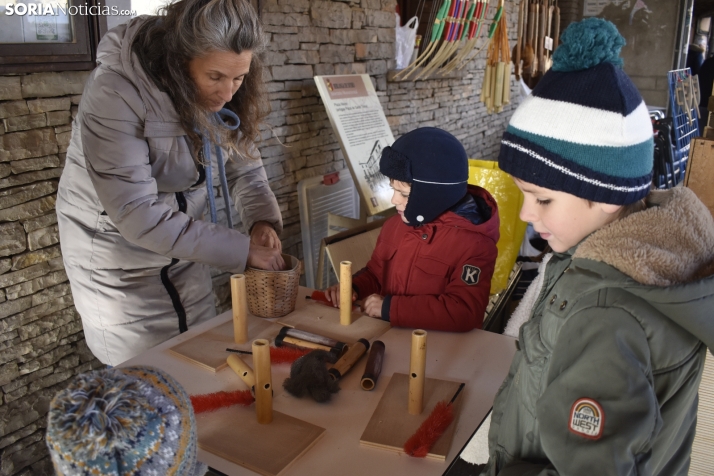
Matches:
[244,254,301,318]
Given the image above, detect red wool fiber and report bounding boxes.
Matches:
[190,389,254,414]
[403,401,455,457]
[270,346,311,363]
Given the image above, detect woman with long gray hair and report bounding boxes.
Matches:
[56,0,284,366]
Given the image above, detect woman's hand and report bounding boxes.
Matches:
[363,294,384,318]
[324,283,357,308]
[250,221,282,251]
[247,243,285,271]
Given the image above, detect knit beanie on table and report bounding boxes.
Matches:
[499,18,654,205]
[46,366,205,476]
[380,127,468,225]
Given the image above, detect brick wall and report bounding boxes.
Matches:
[0,0,520,472]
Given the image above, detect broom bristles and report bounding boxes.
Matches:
[270,346,311,363]
[403,401,455,457]
[190,389,254,414]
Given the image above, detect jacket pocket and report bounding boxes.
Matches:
[89,214,171,270]
[410,257,451,295]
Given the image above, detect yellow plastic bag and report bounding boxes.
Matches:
[468,159,527,294]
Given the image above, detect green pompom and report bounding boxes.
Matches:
[552,18,625,72]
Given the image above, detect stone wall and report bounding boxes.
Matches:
[0,72,100,475]
[0,0,520,473]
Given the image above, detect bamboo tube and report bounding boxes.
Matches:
[361,340,385,391]
[481,64,492,101]
[408,329,427,415]
[328,338,370,381]
[494,62,505,108]
[503,62,512,104]
[227,354,255,391]
[274,334,338,353]
[253,339,272,424]
[231,274,248,344]
[340,261,352,326]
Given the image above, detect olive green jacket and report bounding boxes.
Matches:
[484,187,714,476]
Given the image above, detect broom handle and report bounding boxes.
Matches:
[340,261,353,325]
[253,339,272,424]
[231,274,248,344]
[409,329,427,415]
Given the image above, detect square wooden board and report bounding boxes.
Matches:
[277,299,390,344]
[169,318,282,372]
[197,406,325,476]
[360,373,465,461]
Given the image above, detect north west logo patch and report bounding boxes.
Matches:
[569,398,604,440]
[461,265,481,285]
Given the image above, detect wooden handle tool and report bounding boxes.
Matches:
[253,339,272,424]
[231,274,248,344]
[360,340,385,391]
[328,338,370,381]
[408,329,427,415]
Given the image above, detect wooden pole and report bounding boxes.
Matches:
[340,261,352,326]
[231,274,248,344]
[226,354,255,391]
[408,329,427,415]
[253,339,272,424]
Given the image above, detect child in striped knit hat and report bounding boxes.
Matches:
[480,18,714,476]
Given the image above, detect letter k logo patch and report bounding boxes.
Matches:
[461,265,481,285]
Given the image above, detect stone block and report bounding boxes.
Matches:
[362,0,381,9]
[377,27,394,42]
[319,44,355,63]
[20,71,90,98]
[0,163,9,179]
[21,211,57,234]
[18,305,75,341]
[365,59,388,75]
[56,130,71,153]
[26,97,70,114]
[272,64,314,81]
[334,63,367,75]
[263,51,287,66]
[0,101,29,120]
[5,270,67,303]
[353,9,365,29]
[300,43,320,51]
[0,181,57,212]
[0,222,26,258]
[11,244,61,271]
[0,196,56,223]
[9,155,60,175]
[0,296,33,321]
[0,259,10,275]
[286,50,320,64]
[262,12,310,27]
[365,9,394,27]
[356,42,393,60]
[276,0,310,12]
[0,77,22,101]
[27,224,59,252]
[3,114,47,133]
[0,128,58,162]
[310,1,352,29]
[70,95,82,105]
[298,27,331,44]
[45,110,71,127]
[270,33,300,51]
[0,362,18,388]
[314,63,335,76]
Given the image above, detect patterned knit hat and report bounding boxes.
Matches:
[499,18,654,205]
[46,366,206,476]
[380,127,468,225]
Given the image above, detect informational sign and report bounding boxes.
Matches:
[315,74,395,216]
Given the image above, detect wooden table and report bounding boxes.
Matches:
[122,287,516,476]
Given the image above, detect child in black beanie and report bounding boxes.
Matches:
[325,127,500,332]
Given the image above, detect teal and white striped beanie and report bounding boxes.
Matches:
[499,18,654,205]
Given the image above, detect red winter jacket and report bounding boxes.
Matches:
[352,185,499,332]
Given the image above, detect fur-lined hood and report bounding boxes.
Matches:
[575,187,714,286]
[572,186,714,350]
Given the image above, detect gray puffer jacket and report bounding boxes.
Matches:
[56,17,282,366]
[483,187,714,476]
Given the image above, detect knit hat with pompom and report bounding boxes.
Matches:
[46,366,206,476]
[498,18,654,205]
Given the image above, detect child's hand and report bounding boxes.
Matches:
[363,294,384,318]
[324,284,357,308]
